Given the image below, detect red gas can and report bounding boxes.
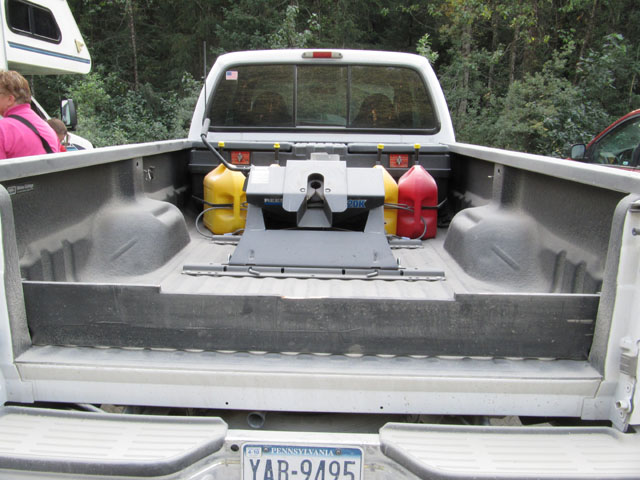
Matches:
[397,165,438,239]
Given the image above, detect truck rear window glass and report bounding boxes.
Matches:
[210,65,295,127]
[209,64,437,130]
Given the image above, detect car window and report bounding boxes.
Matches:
[590,116,640,166]
[209,64,438,130]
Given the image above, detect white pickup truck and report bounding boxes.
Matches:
[0,49,638,479]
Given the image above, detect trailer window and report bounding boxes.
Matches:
[6,0,62,43]
[209,64,438,132]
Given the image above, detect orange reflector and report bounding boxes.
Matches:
[231,151,250,165]
[301,51,343,59]
[390,154,409,168]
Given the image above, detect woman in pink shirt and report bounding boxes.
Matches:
[0,70,60,159]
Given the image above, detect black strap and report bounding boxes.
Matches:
[8,115,54,154]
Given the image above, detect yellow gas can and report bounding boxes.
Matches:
[374,164,398,235]
[203,164,247,234]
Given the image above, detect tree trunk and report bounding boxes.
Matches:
[576,0,599,78]
[630,44,639,109]
[578,0,598,59]
[488,8,499,93]
[125,0,139,90]
[458,22,472,119]
[509,23,520,85]
[522,0,539,75]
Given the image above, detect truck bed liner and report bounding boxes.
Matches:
[1,142,624,360]
[22,221,598,358]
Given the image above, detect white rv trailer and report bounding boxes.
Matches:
[0,0,92,148]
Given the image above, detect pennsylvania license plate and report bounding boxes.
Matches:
[242,443,363,480]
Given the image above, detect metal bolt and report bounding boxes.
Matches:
[615,399,631,412]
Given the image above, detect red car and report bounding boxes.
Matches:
[570,109,640,171]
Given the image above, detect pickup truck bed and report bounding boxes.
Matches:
[1,139,634,421]
[8,140,610,361]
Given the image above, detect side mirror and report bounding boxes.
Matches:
[61,99,78,131]
[570,144,586,161]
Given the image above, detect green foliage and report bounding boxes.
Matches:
[487,45,582,155]
[62,68,199,147]
[493,71,583,155]
[416,34,439,65]
[419,0,640,155]
[213,0,283,53]
[32,0,640,151]
[486,32,640,156]
[576,33,640,118]
[268,5,321,49]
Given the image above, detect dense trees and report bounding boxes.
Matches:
[33,0,639,155]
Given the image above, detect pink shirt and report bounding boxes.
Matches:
[0,103,61,159]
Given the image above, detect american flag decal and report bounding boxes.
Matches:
[226,70,238,80]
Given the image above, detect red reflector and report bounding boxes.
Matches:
[302,51,343,59]
[231,151,250,165]
[389,154,409,168]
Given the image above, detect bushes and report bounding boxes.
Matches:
[33,0,640,153]
[34,68,200,148]
[72,69,199,147]
[434,33,639,157]
[44,31,635,153]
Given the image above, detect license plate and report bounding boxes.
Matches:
[242,443,363,480]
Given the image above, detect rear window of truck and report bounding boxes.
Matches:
[209,64,438,131]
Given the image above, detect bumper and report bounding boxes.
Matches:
[0,407,639,479]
